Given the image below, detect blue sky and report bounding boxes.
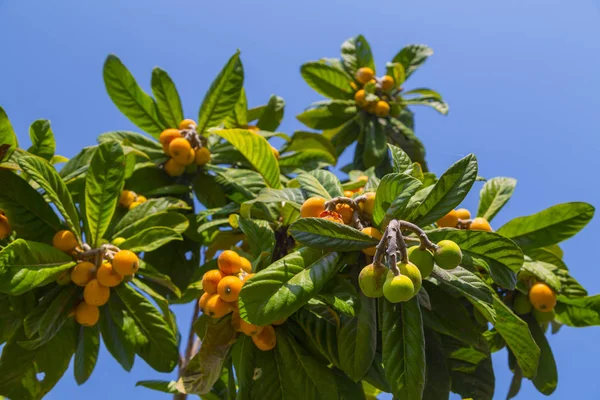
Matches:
[1,0,600,399]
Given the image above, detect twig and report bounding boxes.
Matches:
[398,221,437,251]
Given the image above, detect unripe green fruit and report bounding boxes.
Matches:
[392,262,422,294]
[358,264,388,298]
[434,240,462,270]
[532,308,555,324]
[407,246,434,278]
[383,274,414,303]
[513,292,532,315]
[112,237,126,247]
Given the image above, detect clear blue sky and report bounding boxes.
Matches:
[2,0,600,399]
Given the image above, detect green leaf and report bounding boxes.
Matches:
[403,96,449,115]
[392,44,434,79]
[373,173,422,227]
[423,329,451,400]
[363,118,387,168]
[151,67,184,128]
[113,211,189,239]
[136,380,180,394]
[497,202,594,249]
[113,197,190,233]
[0,240,75,295]
[296,170,343,200]
[119,227,183,252]
[211,129,280,188]
[136,260,182,298]
[386,62,406,87]
[97,131,164,160]
[340,35,375,76]
[98,305,135,371]
[382,298,426,399]
[449,353,495,400]
[388,144,413,174]
[27,120,55,160]
[18,155,81,238]
[283,131,336,157]
[527,318,557,395]
[426,229,523,290]
[477,177,517,222]
[85,141,126,247]
[238,248,341,325]
[301,62,354,100]
[338,294,377,381]
[197,51,244,134]
[279,150,336,171]
[229,88,248,128]
[296,101,356,130]
[318,276,359,317]
[257,95,285,132]
[555,295,600,327]
[0,169,61,243]
[237,217,275,260]
[103,55,166,138]
[408,154,478,226]
[74,325,99,385]
[0,106,18,162]
[520,260,562,292]
[289,218,379,251]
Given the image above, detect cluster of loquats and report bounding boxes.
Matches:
[0,209,11,239]
[52,230,139,327]
[353,67,397,117]
[199,250,280,351]
[437,207,493,231]
[118,190,147,210]
[159,119,211,177]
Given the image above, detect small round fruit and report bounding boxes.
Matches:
[361,227,383,256]
[395,262,422,294]
[218,250,242,274]
[300,197,326,218]
[202,269,225,295]
[198,292,211,313]
[129,201,141,210]
[240,257,252,274]
[335,203,354,224]
[71,261,95,287]
[355,67,375,84]
[53,230,78,253]
[319,210,344,224]
[83,279,110,306]
[179,119,197,130]
[343,190,354,197]
[169,138,193,165]
[271,146,280,160]
[374,101,390,117]
[354,89,367,106]
[358,263,388,298]
[455,208,471,220]
[470,217,493,232]
[383,274,415,303]
[112,250,139,276]
[204,294,232,318]
[164,158,186,176]
[381,75,395,91]
[195,147,211,166]
[437,210,459,228]
[74,302,100,327]
[181,148,195,166]
[0,213,11,239]
[532,308,555,324]
[56,270,72,285]
[218,276,243,302]
[252,324,277,351]
[240,319,263,336]
[272,318,287,326]
[434,240,462,270]
[96,262,123,287]
[407,246,435,278]
[360,192,376,215]
[112,237,126,246]
[529,282,557,312]
[512,292,532,315]
[159,129,181,145]
[119,190,136,208]
[136,195,147,203]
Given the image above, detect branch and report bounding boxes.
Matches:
[399,221,437,251]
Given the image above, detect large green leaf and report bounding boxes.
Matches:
[373,173,422,227]
[283,131,336,157]
[97,131,164,160]
[197,51,244,134]
[296,169,344,200]
[113,197,190,233]
[388,144,413,174]
[555,295,600,327]
[497,202,594,249]
[27,120,55,160]
[237,217,275,261]
[85,141,126,247]
[256,95,285,132]
[211,128,280,188]
[403,96,449,115]
[527,318,557,395]
[279,150,336,171]
[423,329,451,400]
[238,248,341,325]
[449,353,495,400]
[382,298,426,400]
[338,294,377,381]
[477,177,517,222]
[98,305,135,371]
[292,306,341,367]
[341,35,375,76]
[363,118,387,168]
[289,218,379,251]
[0,106,18,162]
[113,211,189,239]
[426,229,523,290]
[392,44,434,79]
[0,169,61,243]
[18,155,81,238]
[520,260,562,292]
[0,240,75,295]
[151,67,184,129]
[296,101,356,130]
[74,325,99,385]
[119,227,183,252]
[318,276,359,317]
[103,55,166,138]
[301,62,354,100]
[408,154,478,226]
[114,284,179,372]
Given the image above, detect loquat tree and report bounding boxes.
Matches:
[0,34,596,400]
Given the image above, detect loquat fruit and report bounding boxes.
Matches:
[205,294,232,319]
[343,190,355,197]
[179,119,197,130]
[96,262,123,287]
[252,324,277,351]
[83,279,110,306]
[318,210,344,224]
[361,227,383,256]
[169,138,193,165]
[360,192,376,215]
[195,147,211,166]
[512,292,532,315]
[164,159,186,177]
[202,269,225,294]
[455,208,471,220]
[119,190,136,208]
[529,282,557,312]
[469,217,493,232]
[437,210,459,228]
[240,318,263,336]
[74,302,100,327]
[381,75,395,91]
[355,67,375,84]
[71,261,95,287]
[53,230,78,253]
[0,213,10,239]
[218,250,242,275]
[112,250,139,276]
[335,203,354,224]
[374,101,390,117]
[159,129,181,145]
[433,240,463,270]
[198,292,211,313]
[383,274,414,303]
[217,275,243,302]
[300,197,326,218]
[407,246,434,278]
[240,257,252,274]
[358,263,388,298]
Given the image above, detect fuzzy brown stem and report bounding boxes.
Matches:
[399,221,438,251]
[373,225,389,269]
